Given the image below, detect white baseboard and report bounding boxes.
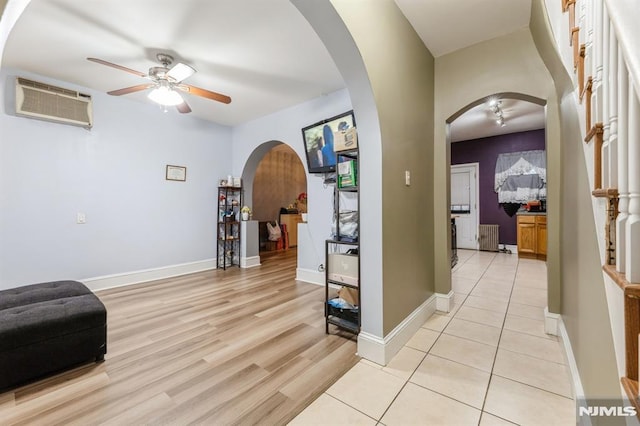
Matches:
[358,295,436,366]
[83,258,216,292]
[505,244,518,255]
[241,256,261,268]
[544,307,560,336]
[436,290,455,313]
[559,318,588,425]
[296,268,324,286]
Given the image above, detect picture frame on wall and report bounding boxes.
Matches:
[166,165,187,181]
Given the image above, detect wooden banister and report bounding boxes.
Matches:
[604,265,640,381]
[593,189,619,265]
[582,77,593,132]
[571,28,580,70]
[569,2,576,39]
[578,45,586,96]
[585,123,604,190]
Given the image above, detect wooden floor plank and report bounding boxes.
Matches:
[0,249,359,424]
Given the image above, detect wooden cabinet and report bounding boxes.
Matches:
[517,213,546,260]
[280,214,303,247]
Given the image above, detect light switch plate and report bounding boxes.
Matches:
[77,212,86,224]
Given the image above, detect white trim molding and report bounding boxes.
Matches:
[296,268,324,286]
[545,306,561,336]
[82,258,216,292]
[559,318,589,426]
[436,290,455,313]
[357,295,436,365]
[240,256,261,268]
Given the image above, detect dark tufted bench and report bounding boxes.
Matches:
[0,280,107,391]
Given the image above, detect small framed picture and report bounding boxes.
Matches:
[166,165,187,181]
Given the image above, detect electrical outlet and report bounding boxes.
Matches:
[76,212,86,224]
[318,264,325,272]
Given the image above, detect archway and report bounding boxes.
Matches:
[445,91,554,317]
[448,93,547,252]
[242,140,307,261]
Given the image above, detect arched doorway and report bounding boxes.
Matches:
[242,141,307,262]
[446,91,548,309]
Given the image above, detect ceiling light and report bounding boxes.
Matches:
[489,99,506,127]
[167,63,196,82]
[148,85,183,106]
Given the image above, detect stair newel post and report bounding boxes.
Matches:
[626,83,640,282]
[616,48,629,272]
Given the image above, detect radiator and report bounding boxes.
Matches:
[479,224,499,252]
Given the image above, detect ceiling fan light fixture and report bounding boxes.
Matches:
[148,85,184,106]
[167,63,196,82]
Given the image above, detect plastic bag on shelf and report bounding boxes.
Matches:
[331,210,358,240]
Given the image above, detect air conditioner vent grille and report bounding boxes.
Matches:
[15,77,93,128]
[20,86,91,123]
[17,77,77,97]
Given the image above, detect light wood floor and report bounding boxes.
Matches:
[0,249,359,425]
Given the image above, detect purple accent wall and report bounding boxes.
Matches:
[451,129,545,245]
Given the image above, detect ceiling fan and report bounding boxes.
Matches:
[87,53,231,113]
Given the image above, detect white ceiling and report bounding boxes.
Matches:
[2,0,543,139]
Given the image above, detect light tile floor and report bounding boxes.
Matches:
[290,249,575,425]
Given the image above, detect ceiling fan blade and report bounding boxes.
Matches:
[87,57,147,78]
[107,83,154,96]
[176,101,192,114]
[167,63,196,83]
[177,84,231,104]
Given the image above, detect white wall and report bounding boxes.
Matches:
[232,88,352,272]
[0,68,232,289]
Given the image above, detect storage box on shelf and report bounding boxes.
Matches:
[217,186,242,269]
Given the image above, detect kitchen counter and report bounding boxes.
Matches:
[516,211,547,216]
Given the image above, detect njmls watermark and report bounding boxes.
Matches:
[578,406,637,417]
[578,399,638,422]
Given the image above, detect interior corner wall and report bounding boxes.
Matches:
[0,68,232,289]
[330,0,435,335]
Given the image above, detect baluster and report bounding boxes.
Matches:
[601,7,610,187]
[617,50,629,272]
[626,83,640,282]
[592,0,604,128]
[608,23,618,188]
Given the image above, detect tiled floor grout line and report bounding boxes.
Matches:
[477,252,520,421]
[297,251,573,424]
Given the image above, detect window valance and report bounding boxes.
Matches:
[494,150,546,204]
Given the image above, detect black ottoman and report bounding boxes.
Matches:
[0,281,107,391]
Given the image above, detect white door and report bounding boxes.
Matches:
[451,163,479,250]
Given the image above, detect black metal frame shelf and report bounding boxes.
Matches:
[325,146,360,335]
[217,186,242,270]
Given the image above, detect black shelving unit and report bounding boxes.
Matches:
[325,148,360,335]
[217,186,242,269]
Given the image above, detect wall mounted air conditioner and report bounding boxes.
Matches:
[15,77,93,129]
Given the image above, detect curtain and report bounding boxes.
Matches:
[494,150,546,204]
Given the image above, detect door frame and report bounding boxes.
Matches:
[451,162,480,250]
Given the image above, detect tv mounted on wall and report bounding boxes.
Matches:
[301,110,356,174]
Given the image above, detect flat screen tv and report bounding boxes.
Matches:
[301,110,356,174]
